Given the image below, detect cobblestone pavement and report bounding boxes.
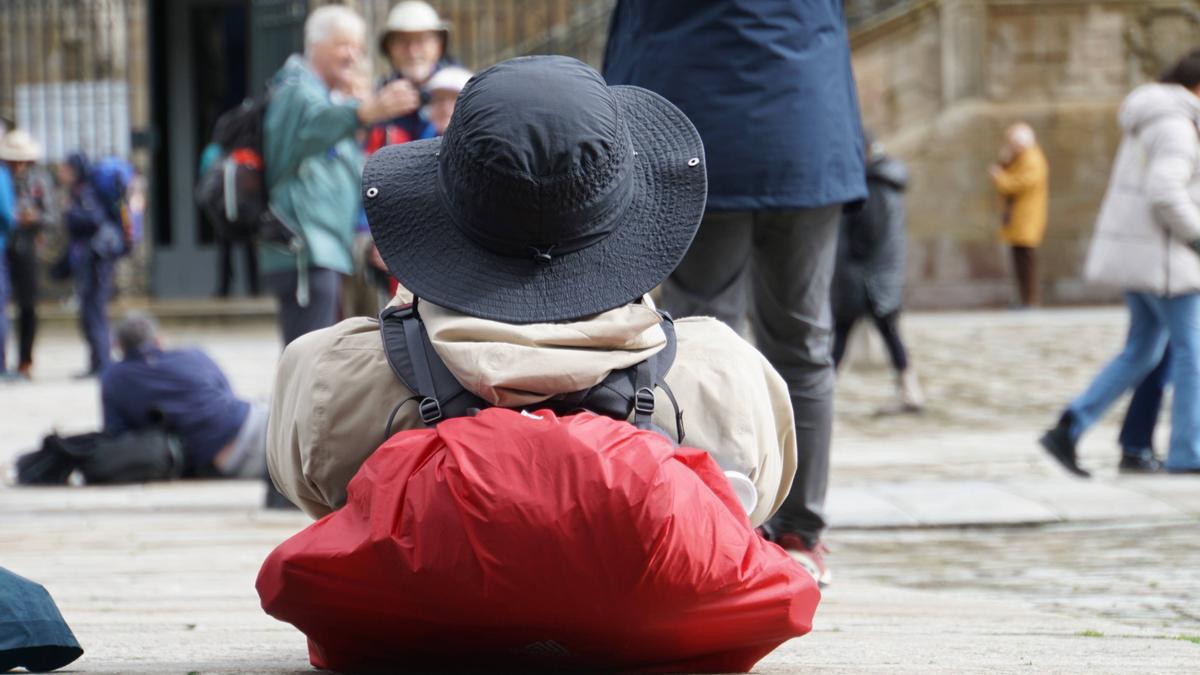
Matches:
[833,306,1133,477]
[3,307,1199,672]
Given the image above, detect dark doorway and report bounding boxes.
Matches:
[192,3,248,246]
[148,0,305,298]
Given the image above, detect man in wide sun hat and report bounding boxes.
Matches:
[265,55,800,533]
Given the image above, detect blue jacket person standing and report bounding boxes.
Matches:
[604,0,867,585]
[58,153,123,377]
[0,156,13,377]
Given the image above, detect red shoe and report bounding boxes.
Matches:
[776,533,831,588]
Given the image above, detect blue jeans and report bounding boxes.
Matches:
[1068,292,1200,470]
[1118,347,1170,455]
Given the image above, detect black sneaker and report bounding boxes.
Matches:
[1039,412,1091,478]
[1119,448,1163,474]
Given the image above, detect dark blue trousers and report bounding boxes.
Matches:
[77,258,113,373]
[1119,346,1170,454]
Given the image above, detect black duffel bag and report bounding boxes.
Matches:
[16,428,185,485]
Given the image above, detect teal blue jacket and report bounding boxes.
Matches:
[261,55,364,276]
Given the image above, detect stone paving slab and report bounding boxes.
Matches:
[1,481,267,515]
[825,489,920,528]
[1004,478,1187,521]
[1117,475,1200,514]
[828,476,1200,528]
[798,581,1200,674]
[872,480,1061,526]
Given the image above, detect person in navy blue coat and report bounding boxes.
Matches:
[604,0,868,586]
[57,153,123,377]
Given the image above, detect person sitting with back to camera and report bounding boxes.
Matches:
[264,56,810,576]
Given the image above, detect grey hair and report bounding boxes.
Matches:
[1008,123,1036,150]
[116,311,160,356]
[304,5,366,54]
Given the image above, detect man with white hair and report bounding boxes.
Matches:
[260,5,416,346]
[989,121,1050,308]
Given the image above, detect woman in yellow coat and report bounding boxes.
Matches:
[990,123,1049,307]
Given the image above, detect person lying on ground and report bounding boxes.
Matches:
[101,312,268,478]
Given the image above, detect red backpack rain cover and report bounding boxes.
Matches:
[256,409,819,673]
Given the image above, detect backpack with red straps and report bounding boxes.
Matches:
[255,303,819,673]
[193,96,299,250]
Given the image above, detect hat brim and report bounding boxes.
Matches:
[363,85,707,323]
[0,148,41,162]
[378,25,450,56]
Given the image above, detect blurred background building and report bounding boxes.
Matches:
[0,0,615,299]
[849,0,1200,307]
[0,0,1197,306]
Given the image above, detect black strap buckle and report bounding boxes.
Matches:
[634,387,656,416]
[380,304,416,323]
[418,396,443,425]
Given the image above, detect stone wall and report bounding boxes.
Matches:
[853,0,1200,308]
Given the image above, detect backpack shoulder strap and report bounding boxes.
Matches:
[379,302,487,427]
[577,310,684,443]
[379,304,684,442]
[631,312,683,442]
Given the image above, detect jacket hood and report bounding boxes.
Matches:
[66,152,91,180]
[867,155,907,190]
[272,54,322,91]
[419,297,668,408]
[1119,83,1200,135]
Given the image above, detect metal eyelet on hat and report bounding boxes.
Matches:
[366,187,379,198]
[687,157,700,167]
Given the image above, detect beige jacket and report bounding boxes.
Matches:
[267,296,797,527]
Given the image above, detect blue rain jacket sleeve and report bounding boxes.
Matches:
[0,164,14,249]
[603,0,868,211]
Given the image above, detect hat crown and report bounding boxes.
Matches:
[437,56,635,258]
[385,1,444,32]
[0,129,43,162]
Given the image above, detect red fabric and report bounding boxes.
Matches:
[364,124,415,155]
[228,148,263,170]
[257,409,818,673]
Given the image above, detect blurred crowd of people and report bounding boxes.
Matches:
[205,1,473,344]
[0,130,140,381]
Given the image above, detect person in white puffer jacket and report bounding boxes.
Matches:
[1041,49,1200,477]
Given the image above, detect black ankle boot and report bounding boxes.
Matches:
[1040,411,1090,478]
[1119,448,1163,474]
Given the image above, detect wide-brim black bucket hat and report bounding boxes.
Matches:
[363,55,707,323]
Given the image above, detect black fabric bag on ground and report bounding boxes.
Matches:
[15,428,184,485]
[0,567,83,673]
